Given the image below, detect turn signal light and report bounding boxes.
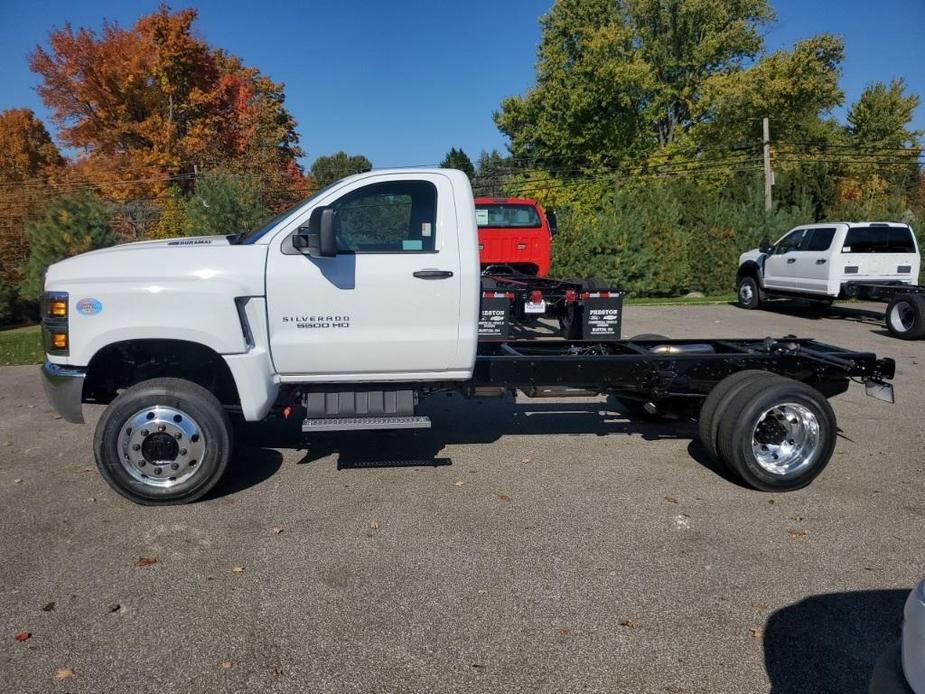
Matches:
[51,332,68,350]
[49,299,67,317]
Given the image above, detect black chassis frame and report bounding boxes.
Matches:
[842,280,925,302]
[465,336,895,405]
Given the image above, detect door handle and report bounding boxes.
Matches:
[816,259,827,265]
[786,258,797,264]
[413,270,454,279]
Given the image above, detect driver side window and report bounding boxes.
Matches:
[331,180,437,253]
[776,229,805,254]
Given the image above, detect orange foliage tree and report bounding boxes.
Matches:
[0,109,64,302]
[29,5,307,208]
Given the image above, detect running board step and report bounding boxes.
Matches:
[302,416,432,432]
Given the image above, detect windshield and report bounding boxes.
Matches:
[475,204,541,229]
[237,181,340,244]
[842,226,916,254]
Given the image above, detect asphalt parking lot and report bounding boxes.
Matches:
[1,301,923,693]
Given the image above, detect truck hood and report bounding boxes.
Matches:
[45,234,266,297]
[739,248,766,265]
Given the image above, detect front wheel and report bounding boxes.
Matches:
[737,276,761,309]
[885,294,925,340]
[715,377,837,492]
[93,378,233,505]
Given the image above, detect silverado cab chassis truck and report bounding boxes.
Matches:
[40,169,896,505]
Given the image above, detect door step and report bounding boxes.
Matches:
[301,416,432,432]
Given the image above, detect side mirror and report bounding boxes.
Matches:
[546,210,558,237]
[759,238,773,255]
[293,207,337,258]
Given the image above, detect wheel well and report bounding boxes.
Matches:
[737,262,762,284]
[83,339,240,407]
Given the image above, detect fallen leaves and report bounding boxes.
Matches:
[271,527,284,535]
[134,557,157,567]
[750,602,770,611]
[787,529,807,540]
[41,602,55,612]
[663,496,678,504]
[108,604,122,613]
[497,494,511,503]
[749,627,764,639]
[619,618,639,629]
[520,457,532,464]
[15,631,31,642]
[219,660,233,669]
[558,627,570,637]
[454,480,465,487]
[231,566,245,574]
[54,668,74,681]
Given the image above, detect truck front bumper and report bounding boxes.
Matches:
[41,361,85,424]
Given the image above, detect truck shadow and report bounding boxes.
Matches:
[741,301,886,329]
[763,589,907,693]
[233,393,727,477]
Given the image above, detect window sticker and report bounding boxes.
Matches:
[402,239,423,251]
[842,246,851,253]
[475,208,489,225]
[421,222,432,237]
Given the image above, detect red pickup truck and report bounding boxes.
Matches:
[475,197,554,277]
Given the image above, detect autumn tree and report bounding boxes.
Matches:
[440,148,475,179]
[310,152,372,188]
[0,109,65,320]
[29,6,305,206]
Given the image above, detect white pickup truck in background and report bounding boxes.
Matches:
[736,222,925,339]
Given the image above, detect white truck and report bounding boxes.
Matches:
[41,169,896,504]
[736,222,924,339]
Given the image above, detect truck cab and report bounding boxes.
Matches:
[737,222,920,304]
[474,197,554,277]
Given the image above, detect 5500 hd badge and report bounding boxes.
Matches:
[282,315,350,329]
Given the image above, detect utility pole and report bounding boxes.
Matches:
[762,117,773,212]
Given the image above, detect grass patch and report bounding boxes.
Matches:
[0,325,44,366]
[625,293,736,306]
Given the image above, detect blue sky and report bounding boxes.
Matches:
[1,0,923,169]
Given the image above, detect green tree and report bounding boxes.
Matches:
[20,190,115,301]
[440,147,475,179]
[310,152,372,188]
[149,186,187,239]
[183,169,270,237]
[495,0,773,169]
[848,80,921,148]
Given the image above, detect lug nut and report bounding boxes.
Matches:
[138,461,146,467]
[179,448,187,456]
[141,429,149,437]
[157,424,166,432]
[171,463,179,470]
[132,443,141,451]
[154,468,162,475]
[174,432,182,440]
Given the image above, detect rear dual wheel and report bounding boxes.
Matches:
[885,294,925,340]
[699,372,837,491]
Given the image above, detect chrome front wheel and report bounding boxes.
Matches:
[118,406,207,488]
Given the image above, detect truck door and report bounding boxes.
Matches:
[792,228,837,295]
[265,174,463,378]
[763,229,807,290]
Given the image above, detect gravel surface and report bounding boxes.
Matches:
[1,301,922,693]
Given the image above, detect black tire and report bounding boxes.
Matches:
[737,275,761,309]
[885,294,925,340]
[558,303,583,339]
[716,377,837,492]
[94,378,233,505]
[697,370,785,463]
